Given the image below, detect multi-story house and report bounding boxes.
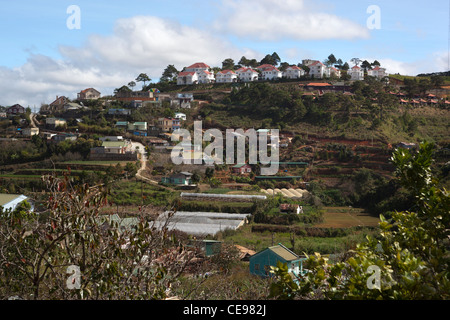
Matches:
[157,118,180,133]
[282,65,305,79]
[6,104,25,116]
[349,65,365,81]
[177,71,198,85]
[77,88,101,100]
[257,64,282,81]
[368,66,388,79]
[329,67,341,79]
[177,62,215,85]
[235,67,259,82]
[216,70,238,83]
[308,61,330,79]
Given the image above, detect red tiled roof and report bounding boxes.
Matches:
[218,69,236,75]
[306,83,332,87]
[310,61,325,67]
[257,64,275,70]
[236,67,258,73]
[178,71,196,76]
[187,62,210,69]
[287,65,301,70]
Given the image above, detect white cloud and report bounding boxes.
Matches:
[215,0,370,41]
[360,51,449,76]
[0,16,253,107]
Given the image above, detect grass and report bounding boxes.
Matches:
[107,179,178,207]
[314,207,380,228]
[60,160,131,166]
[220,224,377,255]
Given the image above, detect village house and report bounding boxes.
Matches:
[51,133,77,143]
[215,70,238,83]
[6,104,25,116]
[349,65,364,81]
[282,65,305,79]
[279,204,303,215]
[197,70,215,84]
[231,164,252,175]
[368,66,388,79]
[177,63,215,85]
[47,96,69,112]
[257,64,282,81]
[115,90,156,104]
[45,118,67,129]
[329,67,341,78]
[161,172,193,186]
[157,118,180,133]
[22,127,39,137]
[249,244,306,278]
[108,108,131,116]
[174,112,187,121]
[90,140,132,156]
[127,122,148,136]
[77,88,101,100]
[235,67,259,82]
[177,71,198,85]
[303,60,330,79]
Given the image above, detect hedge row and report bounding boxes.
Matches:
[251,224,376,237]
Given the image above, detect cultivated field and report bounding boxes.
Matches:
[314,206,380,228]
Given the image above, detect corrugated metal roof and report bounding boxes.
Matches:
[268,244,299,262]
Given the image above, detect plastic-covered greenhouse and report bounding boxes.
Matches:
[154,211,251,236]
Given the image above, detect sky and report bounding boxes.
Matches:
[0,0,449,109]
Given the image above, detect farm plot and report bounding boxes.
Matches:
[314,207,380,228]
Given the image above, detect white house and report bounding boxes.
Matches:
[197,70,215,84]
[282,66,305,79]
[349,65,364,81]
[308,61,330,79]
[235,67,259,82]
[184,62,211,73]
[216,70,238,83]
[257,64,282,81]
[175,112,187,121]
[329,67,341,79]
[177,62,215,85]
[177,71,198,85]
[368,66,388,79]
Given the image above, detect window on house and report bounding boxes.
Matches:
[255,264,260,271]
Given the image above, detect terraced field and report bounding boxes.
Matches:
[314,207,380,228]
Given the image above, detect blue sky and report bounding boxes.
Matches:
[0,0,449,107]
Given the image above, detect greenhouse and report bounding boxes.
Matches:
[154,211,251,236]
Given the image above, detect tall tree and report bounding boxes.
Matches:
[136,73,151,88]
[361,60,372,72]
[222,58,235,70]
[271,52,281,66]
[351,58,361,67]
[128,81,136,91]
[238,56,250,67]
[161,65,178,83]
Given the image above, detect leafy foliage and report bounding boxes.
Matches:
[0,174,194,300]
[269,142,450,299]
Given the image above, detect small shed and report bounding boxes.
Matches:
[249,243,306,278]
[232,164,252,175]
[280,204,303,214]
[162,172,193,185]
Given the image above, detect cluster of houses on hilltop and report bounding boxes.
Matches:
[176,60,389,85]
